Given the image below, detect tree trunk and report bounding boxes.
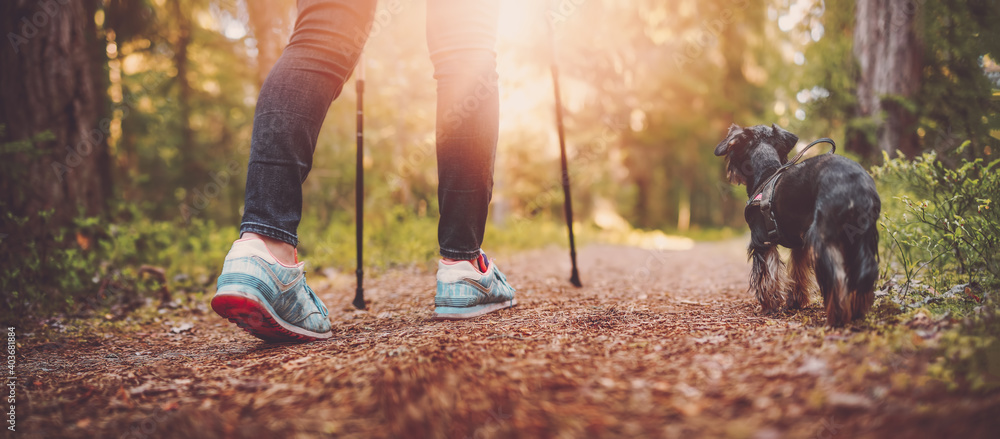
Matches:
[0,0,109,227]
[634,175,650,228]
[246,0,294,88]
[852,0,922,159]
[169,0,199,176]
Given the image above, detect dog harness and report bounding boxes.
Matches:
[745,138,837,246]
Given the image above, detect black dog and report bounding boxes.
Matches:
[714,124,881,326]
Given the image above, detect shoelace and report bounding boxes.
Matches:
[477,253,508,297]
[302,275,329,317]
[491,265,513,295]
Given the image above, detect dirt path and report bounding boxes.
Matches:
[14,240,1000,438]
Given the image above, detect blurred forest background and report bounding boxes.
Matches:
[1,0,999,320]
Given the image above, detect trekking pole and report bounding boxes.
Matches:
[548,19,583,288]
[353,55,367,310]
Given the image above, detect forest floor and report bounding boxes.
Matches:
[13,239,1000,438]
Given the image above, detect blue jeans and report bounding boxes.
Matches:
[240,0,500,260]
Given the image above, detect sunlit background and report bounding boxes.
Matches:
[78,0,998,265]
[107,0,846,235]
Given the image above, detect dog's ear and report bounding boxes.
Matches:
[714,124,747,156]
[771,123,798,158]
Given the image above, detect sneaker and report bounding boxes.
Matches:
[211,238,332,342]
[433,252,517,320]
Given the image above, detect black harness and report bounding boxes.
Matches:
[744,138,837,246]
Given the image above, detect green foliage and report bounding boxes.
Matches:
[917,0,1000,156]
[862,174,1000,394]
[927,305,1000,391]
[867,126,1000,394]
[873,151,1000,291]
[795,0,859,144]
[0,192,606,322]
[0,128,53,159]
[0,125,55,209]
[297,209,600,274]
[0,202,234,323]
[798,0,1000,160]
[850,302,1000,392]
[1,209,102,321]
[869,150,999,392]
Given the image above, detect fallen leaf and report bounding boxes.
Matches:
[827,392,874,409]
[170,323,194,334]
[797,357,828,376]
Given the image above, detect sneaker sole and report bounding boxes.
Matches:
[211,291,332,342]
[432,299,518,320]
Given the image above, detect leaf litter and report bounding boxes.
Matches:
[14,241,1000,438]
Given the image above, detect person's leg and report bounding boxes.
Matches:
[214,0,376,342]
[427,0,501,261]
[241,0,377,253]
[427,0,516,320]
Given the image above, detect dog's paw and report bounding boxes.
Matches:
[756,290,785,314]
[758,305,785,316]
[786,290,810,309]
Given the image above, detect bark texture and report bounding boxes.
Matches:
[852,0,923,158]
[0,0,109,226]
[169,0,198,176]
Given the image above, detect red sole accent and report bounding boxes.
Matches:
[211,293,329,343]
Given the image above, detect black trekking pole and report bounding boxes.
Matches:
[353,55,367,310]
[548,22,582,288]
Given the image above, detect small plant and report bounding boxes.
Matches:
[871,148,1000,391]
[0,201,236,323]
[927,300,1000,391]
[872,149,1000,292]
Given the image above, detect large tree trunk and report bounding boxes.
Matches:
[0,0,110,227]
[852,0,922,159]
[246,0,295,88]
[169,0,199,176]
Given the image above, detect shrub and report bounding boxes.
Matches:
[872,149,1000,291]
[0,203,237,323]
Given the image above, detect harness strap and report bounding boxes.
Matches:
[759,173,781,245]
[744,138,836,246]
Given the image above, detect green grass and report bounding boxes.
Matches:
[296,214,606,273]
[295,211,741,274]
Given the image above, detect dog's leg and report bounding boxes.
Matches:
[813,242,851,326]
[786,247,812,309]
[850,288,873,321]
[749,244,786,313]
[847,221,880,321]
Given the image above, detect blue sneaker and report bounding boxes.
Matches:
[433,252,517,320]
[211,238,332,342]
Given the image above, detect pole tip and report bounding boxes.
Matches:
[570,269,582,288]
[353,289,366,310]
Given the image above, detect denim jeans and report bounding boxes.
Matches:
[240,0,500,261]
